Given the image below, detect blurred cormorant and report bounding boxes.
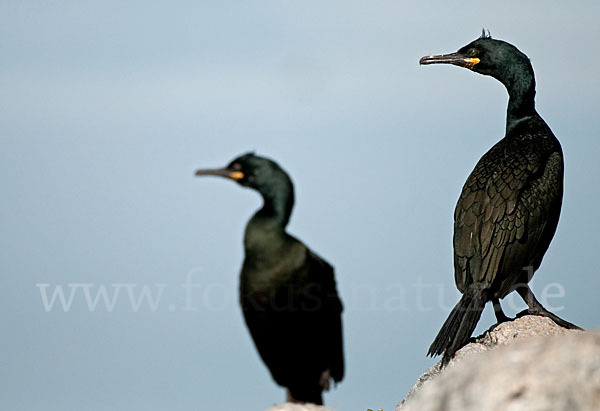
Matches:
[195,153,344,404]
[420,32,581,363]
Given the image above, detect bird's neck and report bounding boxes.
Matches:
[501,65,538,133]
[243,196,293,260]
[243,178,295,257]
[244,187,294,242]
[257,187,294,227]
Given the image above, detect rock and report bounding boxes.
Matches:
[266,403,335,411]
[401,315,575,402]
[398,315,598,411]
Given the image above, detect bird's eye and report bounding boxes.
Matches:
[230,163,242,170]
[468,48,478,57]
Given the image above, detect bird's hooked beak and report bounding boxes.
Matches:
[194,167,245,181]
[419,53,480,69]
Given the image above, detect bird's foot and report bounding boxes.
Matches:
[516,308,583,330]
[319,369,331,391]
[494,311,513,325]
[492,298,512,325]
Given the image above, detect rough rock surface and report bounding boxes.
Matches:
[266,403,335,411]
[397,315,599,411]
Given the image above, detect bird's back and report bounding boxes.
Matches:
[453,115,563,298]
[240,221,344,403]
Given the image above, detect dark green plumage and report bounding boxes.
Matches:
[420,34,580,363]
[195,153,344,404]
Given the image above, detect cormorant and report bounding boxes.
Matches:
[195,153,344,404]
[419,32,581,363]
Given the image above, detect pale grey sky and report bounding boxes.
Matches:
[1,1,599,410]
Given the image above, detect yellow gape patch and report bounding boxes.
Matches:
[229,171,245,180]
[464,57,480,68]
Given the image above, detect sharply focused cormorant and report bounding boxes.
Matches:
[195,153,344,404]
[420,32,581,363]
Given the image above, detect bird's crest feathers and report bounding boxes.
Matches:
[240,150,256,158]
[480,29,492,39]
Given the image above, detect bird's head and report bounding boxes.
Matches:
[195,152,293,197]
[419,31,532,84]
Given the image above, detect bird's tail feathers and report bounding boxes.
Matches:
[428,291,487,362]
